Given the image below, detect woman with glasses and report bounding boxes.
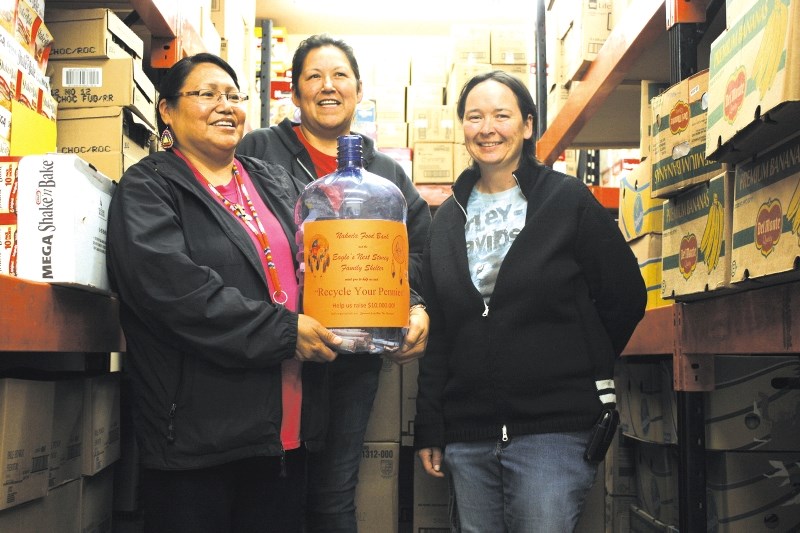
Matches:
[106,52,343,533]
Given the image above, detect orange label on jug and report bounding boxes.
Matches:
[302,219,409,327]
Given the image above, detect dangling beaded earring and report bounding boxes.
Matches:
[160,126,175,150]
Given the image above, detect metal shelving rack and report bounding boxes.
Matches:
[535,0,800,530]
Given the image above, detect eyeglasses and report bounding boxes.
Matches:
[174,90,249,105]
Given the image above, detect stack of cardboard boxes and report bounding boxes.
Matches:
[46,8,156,182]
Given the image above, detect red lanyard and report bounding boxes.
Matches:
[205,163,288,306]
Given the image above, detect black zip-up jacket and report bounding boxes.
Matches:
[106,151,328,470]
[237,118,431,289]
[414,161,647,450]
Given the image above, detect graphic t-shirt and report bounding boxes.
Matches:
[465,185,527,304]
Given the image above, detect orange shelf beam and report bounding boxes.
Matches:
[0,275,125,352]
[537,0,666,166]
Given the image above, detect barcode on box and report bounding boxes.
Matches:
[63,68,102,87]
[31,454,48,473]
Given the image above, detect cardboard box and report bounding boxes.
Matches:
[408,105,455,144]
[375,122,408,149]
[628,233,670,310]
[616,360,666,443]
[354,442,398,533]
[640,81,670,162]
[706,0,800,164]
[706,355,800,451]
[371,86,406,125]
[412,142,454,184]
[605,430,637,496]
[81,465,114,532]
[364,358,401,443]
[0,156,19,213]
[0,27,17,140]
[83,373,121,476]
[492,63,534,93]
[650,70,722,198]
[618,162,664,241]
[0,378,54,510]
[405,84,445,121]
[606,494,637,533]
[633,441,679,527]
[706,450,800,531]
[658,354,800,452]
[453,142,471,177]
[48,56,157,130]
[559,0,613,82]
[410,54,450,85]
[450,24,491,64]
[446,63,492,107]
[400,359,418,447]
[412,455,452,532]
[46,8,144,60]
[730,133,800,284]
[490,25,532,64]
[16,154,115,292]
[661,171,733,299]
[0,478,81,533]
[49,377,84,489]
[0,211,14,275]
[15,0,53,70]
[56,106,153,181]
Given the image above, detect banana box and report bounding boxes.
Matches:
[633,441,680,526]
[730,133,800,284]
[707,451,800,532]
[706,0,800,164]
[629,233,671,310]
[618,162,664,241]
[650,70,722,198]
[661,171,733,299]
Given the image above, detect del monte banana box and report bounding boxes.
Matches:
[730,134,800,283]
[661,171,733,300]
[650,70,721,198]
[706,0,800,164]
[618,161,664,241]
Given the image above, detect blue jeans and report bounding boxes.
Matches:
[444,431,597,533]
[305,355,383,533]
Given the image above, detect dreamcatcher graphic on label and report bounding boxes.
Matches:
[307,235,330,275]
[391,235,406,286]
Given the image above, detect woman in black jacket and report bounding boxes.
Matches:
[106,53,344,533]
[237,34,431,533]
[414,71,647,532]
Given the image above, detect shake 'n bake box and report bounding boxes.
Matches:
[706,0,800,164]
[661,171,733,300]
[730,134,800,284]
[15,154,115,292]
[650,70,722,198]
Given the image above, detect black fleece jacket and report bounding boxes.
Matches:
[107,151,328,470]
[237,118,431,290]
[414,161,646,450]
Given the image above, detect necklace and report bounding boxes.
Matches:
[206,163,288,305]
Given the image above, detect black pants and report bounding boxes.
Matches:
[141,448,307,533]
